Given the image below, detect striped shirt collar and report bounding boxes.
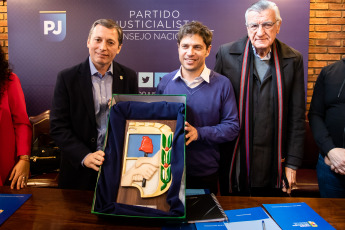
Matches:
[252,45,271,61]
[89,56,113,77]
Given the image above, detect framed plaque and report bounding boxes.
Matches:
[92,95,186,220]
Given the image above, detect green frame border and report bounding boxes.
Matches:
[91,94,187,221]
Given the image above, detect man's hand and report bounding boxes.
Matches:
[326,148,345,175]
[84,150,105,171]
[185,121,198,146]
[282,167,297,195]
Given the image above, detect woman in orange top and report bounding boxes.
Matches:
[0,46,32,189]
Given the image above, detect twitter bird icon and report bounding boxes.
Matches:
[142,76,150,83]
[138,72,154,87]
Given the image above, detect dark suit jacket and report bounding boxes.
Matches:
[50,58,138,190]
[215,37,305,192]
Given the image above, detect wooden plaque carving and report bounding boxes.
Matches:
[116,120,176,212]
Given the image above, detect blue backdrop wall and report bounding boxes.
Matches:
[8,0,310,116]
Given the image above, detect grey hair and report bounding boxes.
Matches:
[88,19,123,45]
[245,0,282,25]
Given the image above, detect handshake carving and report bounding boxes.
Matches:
[121,152,159,187]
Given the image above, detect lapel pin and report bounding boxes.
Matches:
[120,75,123,80]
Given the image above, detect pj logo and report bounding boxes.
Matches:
[40,11,66,42]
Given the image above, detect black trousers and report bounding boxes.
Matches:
[186,172,219,195]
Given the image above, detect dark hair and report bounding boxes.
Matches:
[0,45,12,99]
[88,19,123,45]
[177,21,213,49]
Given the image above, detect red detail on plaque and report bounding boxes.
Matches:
[164,163,169,168]
[164,147,169,151]
[139,136,153,154]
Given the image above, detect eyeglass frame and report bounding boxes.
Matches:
[246,20,279,31]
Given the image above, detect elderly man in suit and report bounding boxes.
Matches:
[50,19,138,190]
[214,0,305,196]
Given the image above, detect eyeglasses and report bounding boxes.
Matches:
[246,20,278,31]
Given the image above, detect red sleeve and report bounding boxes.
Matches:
[7,73,32,156]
